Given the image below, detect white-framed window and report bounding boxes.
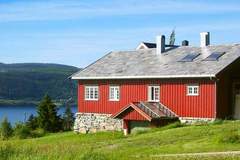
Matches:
[85,85,99,100]
[187,84,199,96]
[148,85,160,102]
[109,86,120,101]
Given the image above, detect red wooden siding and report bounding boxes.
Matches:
[123,109,148,121]
[160,81,215,118]
[78,79,216,119]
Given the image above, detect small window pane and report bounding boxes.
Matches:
[188,87,193,94]
[154,87,160,101]
[151,87,154,101]
[194,87,198,94]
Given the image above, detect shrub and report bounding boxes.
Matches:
[30,128,45,138]
[218,132,240,143]
[131,127,151,135]
[62,104,74,131]
[81,152,109,160]
[211,119,223,125]
[13,122,31,139]
[0,117,13,140]
[161,121,186,130]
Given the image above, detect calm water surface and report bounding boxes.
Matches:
[0,105,77,124]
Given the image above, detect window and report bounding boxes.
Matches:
[187,84,199,96]
[109,86,120,101]
[85,86,99,100]
[148,85,160,102]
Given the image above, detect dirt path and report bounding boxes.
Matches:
[150,151,240,158]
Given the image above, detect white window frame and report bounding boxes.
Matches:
[148,85,160,102]
[109,86,120,101]
[85,85,99,101]
[187,84,199,96]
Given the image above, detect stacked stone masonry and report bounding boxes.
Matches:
[179,117,215,124]
[74,112,123,134]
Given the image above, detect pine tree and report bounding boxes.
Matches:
[0,117,13,140]
[169,29,175,46]
[62,104,74,131]
[37,95,62,132]
[26,114,38,130]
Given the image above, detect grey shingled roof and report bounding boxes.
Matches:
[72,44,240,79]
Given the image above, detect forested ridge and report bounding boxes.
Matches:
[0,63,79,106]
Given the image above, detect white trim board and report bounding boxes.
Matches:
[71,74,216,80]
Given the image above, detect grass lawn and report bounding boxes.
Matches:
[1,120,240,160]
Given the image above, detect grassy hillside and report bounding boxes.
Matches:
[1,121,240,160]
[0,63,79,106]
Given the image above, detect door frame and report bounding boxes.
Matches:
[148,85,160,102]
[232,81,240,119]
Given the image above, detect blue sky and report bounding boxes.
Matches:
[0,0,240,67]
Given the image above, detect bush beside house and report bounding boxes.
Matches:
[0,118,13,140]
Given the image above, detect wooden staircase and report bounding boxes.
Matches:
[134,101,178,119]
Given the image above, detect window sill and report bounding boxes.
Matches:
[148,100,160,102]
[109,99,120,102]
[85,99,99,101]
[187,94,199,96]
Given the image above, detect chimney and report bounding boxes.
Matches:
[182,40,189,46]
[156,35,165,54]
[200,32,210,47]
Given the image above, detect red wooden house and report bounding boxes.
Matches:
[72,32,240,134]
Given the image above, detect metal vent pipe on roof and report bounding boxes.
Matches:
[156,35,165,54]
[182,40,189,46]
[200,32,210,47]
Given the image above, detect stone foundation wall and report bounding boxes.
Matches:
[179,117,215,124]
[74,112,123,134]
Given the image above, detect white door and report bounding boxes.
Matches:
[233,84,240,119]
[234,94,240,119]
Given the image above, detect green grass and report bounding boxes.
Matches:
[1,121,240,159]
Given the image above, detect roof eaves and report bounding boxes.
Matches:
[71,74,216,80]
[215,56,240,77]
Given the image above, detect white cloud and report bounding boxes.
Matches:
[0,0,239,22]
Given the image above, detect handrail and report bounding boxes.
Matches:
[136,102,159,118]
[135,101,178,119]
[153,102,177,117]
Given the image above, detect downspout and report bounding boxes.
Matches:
[210,76,217,119]
[214,81,217,119]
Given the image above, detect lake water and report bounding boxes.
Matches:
[0,105,77,124]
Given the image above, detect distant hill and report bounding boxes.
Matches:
[0,63,80,106]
